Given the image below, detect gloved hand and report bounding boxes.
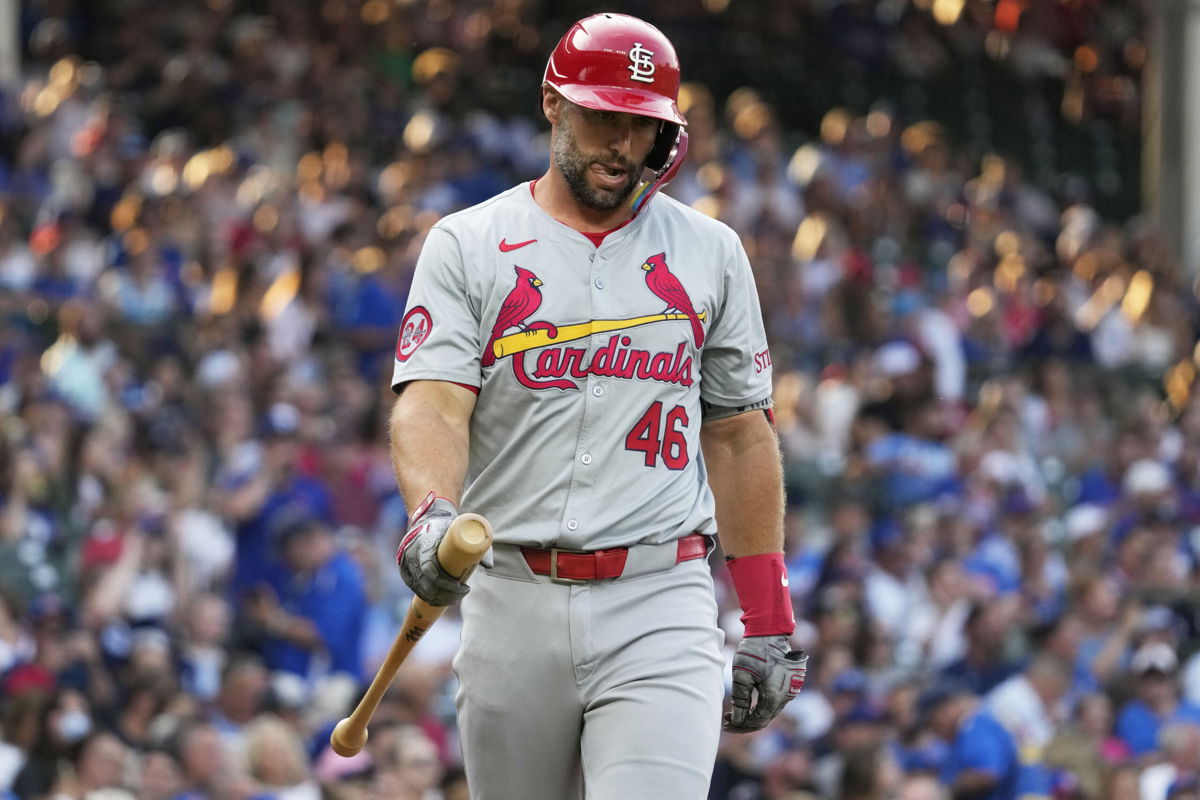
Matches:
[396,494,470,607]
[723,635,808,733]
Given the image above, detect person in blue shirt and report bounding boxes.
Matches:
[938,600,1023,696]
[923,683,1020,800]
[243,514,366,682]
[325,223,406,380]
[220,402,335,602]
[1115,642,1200,759]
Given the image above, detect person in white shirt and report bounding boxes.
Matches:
[1140,722,1200,800]
[986,653,1073,753]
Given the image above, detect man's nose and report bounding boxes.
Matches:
[609,119,634,154]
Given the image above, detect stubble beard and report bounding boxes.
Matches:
[553,111,641,212]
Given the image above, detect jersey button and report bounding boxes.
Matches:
[594,278,605,289]
[566,519,579,531]
[592,385,604,397]
[580,453,593,465]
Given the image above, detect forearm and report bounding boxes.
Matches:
[389,381,476,512]
[220,473,272,521]
[1091,618,1135,683]
[702,412,784,557]
[267,611,322,650]
[710,412,805,732]
[1091,637,1129,684]
[82,541,143,629]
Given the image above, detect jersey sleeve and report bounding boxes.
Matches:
[699,235,773,407]
[391,225,483,392]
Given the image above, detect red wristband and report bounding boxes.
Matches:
[727,552,795,637]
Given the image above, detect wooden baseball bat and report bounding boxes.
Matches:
[329,513,494,757]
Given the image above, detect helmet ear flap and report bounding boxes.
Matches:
[631,129,688,214]
[645,122,680,172]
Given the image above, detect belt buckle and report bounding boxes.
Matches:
[548,546,589,585]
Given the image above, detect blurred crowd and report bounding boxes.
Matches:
[0,1,1196,800]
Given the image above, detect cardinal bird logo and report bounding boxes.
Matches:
[481,257,706,390]
[641,253,705,348]
[482,266,544,367]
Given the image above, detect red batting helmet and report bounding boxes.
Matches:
[544,13,688,189]
[543,13,687,129]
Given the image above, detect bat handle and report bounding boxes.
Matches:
[435,513,493,579]
[329,513,493,757]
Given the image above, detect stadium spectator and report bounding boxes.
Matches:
[841,743,903,800]
[241,513,366,683]
[1044,692,1130,799]
[1139,722,1200,800]
[1116,643,1200,760]
[937,598,1023,695]
[136,746,184,800]
[171,716,243,800]
[243,714,321,800]
[1071,572,1140,690]
[207,654,269,749]
[923,683,1021,800]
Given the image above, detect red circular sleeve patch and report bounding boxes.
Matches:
[395,306,432,362]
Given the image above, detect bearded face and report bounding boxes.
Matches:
[552,102,647,212]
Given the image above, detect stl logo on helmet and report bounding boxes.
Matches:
[627,43,656,83]
[395,306,432,362]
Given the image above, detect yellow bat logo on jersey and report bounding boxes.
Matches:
[490,311,706,359]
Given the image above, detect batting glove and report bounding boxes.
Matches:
[723,635,808,733]
[397,493,470,607]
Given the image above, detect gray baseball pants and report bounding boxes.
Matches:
[453,547,726,799]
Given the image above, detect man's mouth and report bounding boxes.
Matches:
[590,162,629,190]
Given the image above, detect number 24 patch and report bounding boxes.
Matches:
[396,306,433,362]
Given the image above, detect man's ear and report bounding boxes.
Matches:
[542,85,563,125]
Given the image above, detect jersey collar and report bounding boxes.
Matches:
[525,179,651,249]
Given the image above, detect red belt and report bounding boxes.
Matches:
[521,533,709,583]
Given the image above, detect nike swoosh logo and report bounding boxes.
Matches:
[781,574,790,588]
[499,238,537,252]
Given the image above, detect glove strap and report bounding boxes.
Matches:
[397,491,455,562]
[727,552,795,637]
[410,491,455,524]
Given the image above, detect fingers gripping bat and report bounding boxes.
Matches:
[329,513,494,757]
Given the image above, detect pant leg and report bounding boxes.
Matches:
[579,560,726,800]
[454,568,585,800]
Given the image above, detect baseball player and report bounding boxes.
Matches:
[389,13,807,798]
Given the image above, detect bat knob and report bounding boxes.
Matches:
[330,718,368,757]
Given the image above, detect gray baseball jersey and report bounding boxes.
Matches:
[390,182,772,549]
